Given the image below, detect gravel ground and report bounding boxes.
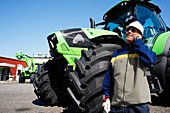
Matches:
[0,80,170,113]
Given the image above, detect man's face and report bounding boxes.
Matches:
[126,26,142,44]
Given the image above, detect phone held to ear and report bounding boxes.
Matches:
[134,36,141,41]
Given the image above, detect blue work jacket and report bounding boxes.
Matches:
[102,39,156,106]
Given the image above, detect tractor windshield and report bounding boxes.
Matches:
[136,5,166,38]
[105,4,166,47]
[105,7,132,39]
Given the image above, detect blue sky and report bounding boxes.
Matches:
[0,0,170,59]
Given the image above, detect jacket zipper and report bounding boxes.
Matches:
[122,54,129,106]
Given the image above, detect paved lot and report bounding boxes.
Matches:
[0,81,65,113]
[1,80,170,113]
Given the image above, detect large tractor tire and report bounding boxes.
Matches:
[165,50,170,90]
[30,73,36,83]
[157,49,170,96]
[33,54,68,106]
[67,44,122,113]
[37,67,58,105]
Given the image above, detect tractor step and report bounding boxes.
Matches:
[147,74,163,93]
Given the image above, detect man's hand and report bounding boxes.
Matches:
[102,96,110,113]
[134,35,142,41]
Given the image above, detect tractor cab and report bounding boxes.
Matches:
[102,0,168,48]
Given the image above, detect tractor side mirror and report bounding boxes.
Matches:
[89,18,95,28]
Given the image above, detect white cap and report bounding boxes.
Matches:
[128,21,144,35]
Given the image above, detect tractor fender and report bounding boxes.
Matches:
[151,32,170,90]
[152,32,170,56]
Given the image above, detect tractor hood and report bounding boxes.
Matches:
[47,28,126,57]
[81,28,126,46]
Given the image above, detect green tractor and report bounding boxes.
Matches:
[33,0,170,112]
[16,52,48,83]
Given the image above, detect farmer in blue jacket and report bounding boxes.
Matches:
[102,21,156,113]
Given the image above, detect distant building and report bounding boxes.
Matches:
[0,56,51,81]
[0,56,26,81]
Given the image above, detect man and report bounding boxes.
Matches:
[102,21,156,113]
